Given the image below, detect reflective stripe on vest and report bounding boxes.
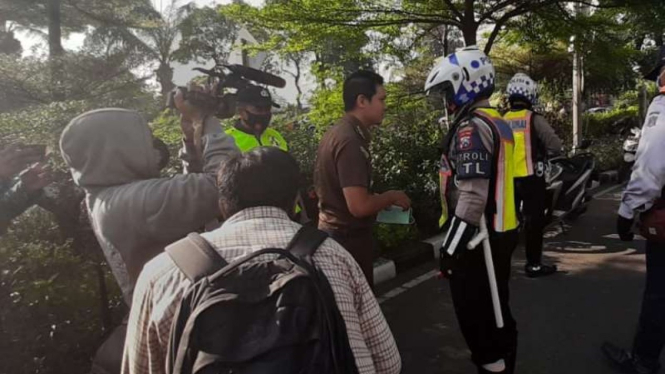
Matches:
[474,108,518,232]
[438,155,453,228]
[504,109,534,178]
[225,127,289,153]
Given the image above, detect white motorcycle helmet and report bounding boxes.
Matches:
[424,46,496,114]
[506,73,538,106]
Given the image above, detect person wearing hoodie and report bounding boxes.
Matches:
[60,89,238,305]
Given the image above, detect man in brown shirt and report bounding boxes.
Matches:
[315,70,411,285]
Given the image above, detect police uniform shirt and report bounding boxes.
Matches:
[620,94,665,219]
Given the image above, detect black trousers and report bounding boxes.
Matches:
[320,227,375,287]
[515,175,547,266]
[448,230,519,370]
[632,240,665,370]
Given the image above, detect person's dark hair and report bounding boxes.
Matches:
[216,147,300,218]
[343,70,384,112]
[509,96,532,110]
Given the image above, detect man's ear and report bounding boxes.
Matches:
[218,201,231,221]
[356,94,368,109]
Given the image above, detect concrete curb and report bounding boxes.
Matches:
[373,257,397,285]
[373,238,439,285]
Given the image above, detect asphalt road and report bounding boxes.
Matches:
[376,185,653,374]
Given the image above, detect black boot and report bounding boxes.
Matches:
[525,263,557,278]
[601,342,659,374]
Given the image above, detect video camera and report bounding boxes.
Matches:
[166,64,286,119]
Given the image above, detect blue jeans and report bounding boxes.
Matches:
[633,240,665,370]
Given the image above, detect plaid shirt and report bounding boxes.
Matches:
[121,206,401,374]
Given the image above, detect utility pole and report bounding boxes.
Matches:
[572,40,581,152]
[571,2,588,153]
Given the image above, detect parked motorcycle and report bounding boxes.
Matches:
[544,145,596,224]
[619,127,641,181]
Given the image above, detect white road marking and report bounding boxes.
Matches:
[603,234,646,241]
[377,270,439,304]
[593,183,625,199]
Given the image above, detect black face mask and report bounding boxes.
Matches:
[245,112,272,133]
[152,137,171,171]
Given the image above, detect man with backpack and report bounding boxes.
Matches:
[121,147,401,374]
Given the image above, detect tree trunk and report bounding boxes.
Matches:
[484,21,504,54]
[443,25,450,56]
[293,58,303,112]
[313,52,327,89]
[47,0,64,57]
[461,0,478,47]
[155,62,175,101]
[47,0,65,100]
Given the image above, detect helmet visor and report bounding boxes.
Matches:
[426,81,455,110]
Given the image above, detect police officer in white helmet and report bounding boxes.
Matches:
[425,46,519,374]
[504,73,562,278]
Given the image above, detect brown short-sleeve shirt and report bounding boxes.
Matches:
[315,114,374,231]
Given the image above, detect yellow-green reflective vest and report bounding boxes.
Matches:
[225,127,288,152]
[438,108,518,232]
[503,109,535,178]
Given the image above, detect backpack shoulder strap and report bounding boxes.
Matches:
[166,233,229,283]
[286,226,329,258]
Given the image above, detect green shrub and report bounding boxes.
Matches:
[0,208,123,374]
[584,106,639,137]
[587,135,624,172]
[373,223,419,255]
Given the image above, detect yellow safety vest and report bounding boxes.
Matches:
[503,109,535,178]
[225,127,288,153]
[438,108,518,232]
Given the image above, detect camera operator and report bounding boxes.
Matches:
[60,85,238,305]
[0,144,51,234]
[61,85,238,374]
